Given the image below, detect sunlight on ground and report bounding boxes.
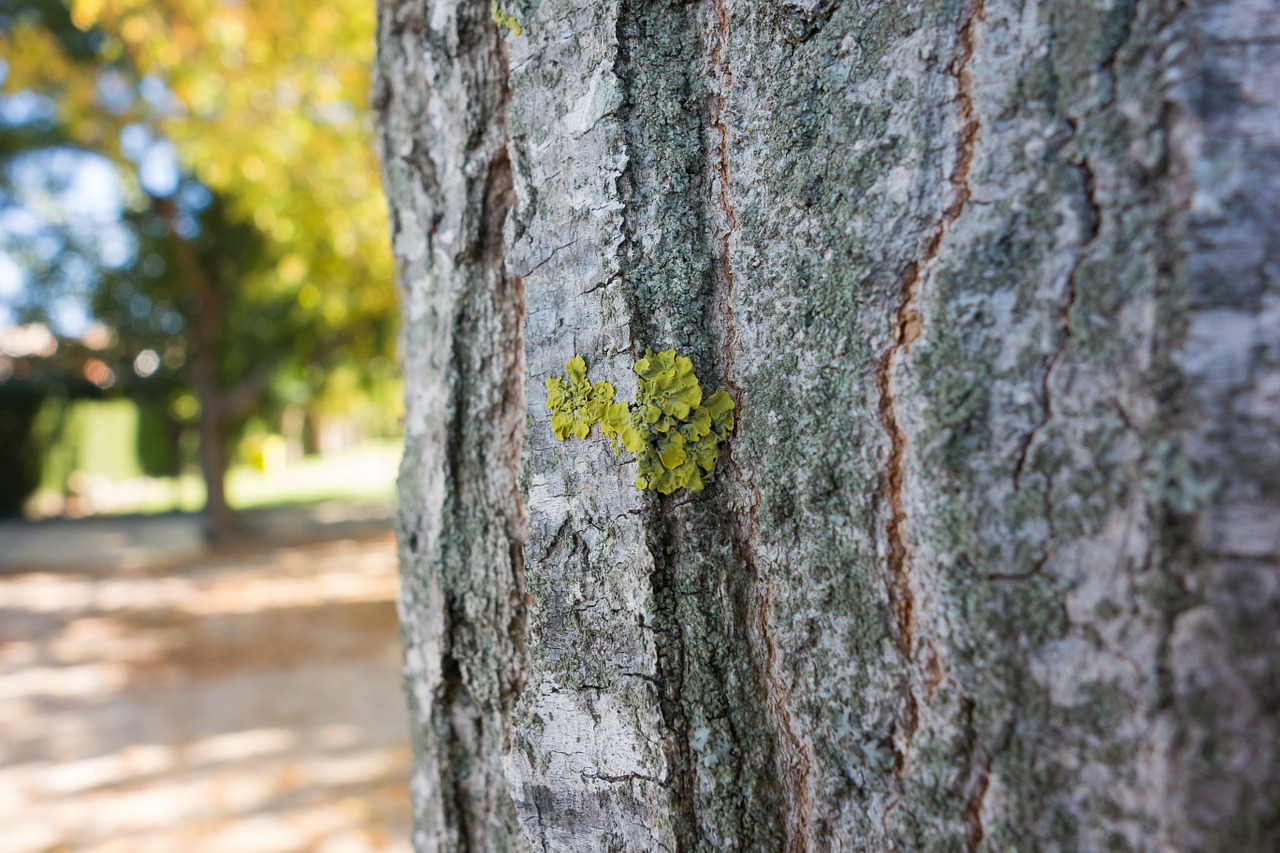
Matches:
[0,533,411,852]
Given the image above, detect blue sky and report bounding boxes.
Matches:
[0,92,181,335]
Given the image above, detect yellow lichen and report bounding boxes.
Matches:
[545,355,615,440]
[546,350,735,495]
[490,1,522,35]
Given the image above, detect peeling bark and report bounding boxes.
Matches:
[378,0,1280,849]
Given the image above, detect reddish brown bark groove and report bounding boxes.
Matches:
[946,0,984,221]
[875,1,985,791]
[875,295,918,660]
[709,1,813,849]
[878,0,985,652]
[964,749,992,852]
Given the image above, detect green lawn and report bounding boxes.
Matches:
[229,442,400,509]
[28,441,401,517]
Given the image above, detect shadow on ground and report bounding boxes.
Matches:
[0,504,411,853]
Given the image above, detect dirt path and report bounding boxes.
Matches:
[0,528,411,852]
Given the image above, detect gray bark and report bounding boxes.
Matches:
[376,0,1280,849]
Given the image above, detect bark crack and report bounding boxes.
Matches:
[1011,0,1133,531]
[876,0,984,660]
[1012,152,1097,489]
[614,5,699,846]
[709,1,814,850]
[953,694,995,851]
[964,748,992,852]
[582,770,665,785]
[876,4,984,817]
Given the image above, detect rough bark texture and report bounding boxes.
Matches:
[375,2,529,848]
[377,0,1280,849]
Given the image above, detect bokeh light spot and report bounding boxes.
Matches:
[133,348,160,377]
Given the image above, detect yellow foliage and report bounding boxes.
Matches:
[4,0,395,335]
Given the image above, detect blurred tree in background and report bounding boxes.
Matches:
[0,0,396,538]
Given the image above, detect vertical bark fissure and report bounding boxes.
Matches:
[995,156,1095,584]
[708,1,813,850]
[875,7,985,825]
[964,751,992,852]
[874,298,916,660]
[1149,89,1190,734]
[437,651,476,853]
[877,0,985,683]
[944,0,983,223]
[1010,43,1111,492]
[1008,1,1129,584]
[612,0,790,844]
[612,5,700,846]
[485,144,530,717]
[440,283,481,851]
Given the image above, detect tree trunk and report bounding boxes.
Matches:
[376,0,1280,849]
[154,195,238,542]
[195,408,234,541]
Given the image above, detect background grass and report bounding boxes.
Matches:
[26,440,400,517]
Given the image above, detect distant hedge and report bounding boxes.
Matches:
[0,383,45,516]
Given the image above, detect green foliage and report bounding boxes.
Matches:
[0,382,46,516]
[1,0,395,329]
[546,350,735,495]
[0,0,400,530]
[135,398,182,477]
[38,397,147,486]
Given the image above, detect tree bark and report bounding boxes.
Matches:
[375,2,528,849]
[377,0,1280,849]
